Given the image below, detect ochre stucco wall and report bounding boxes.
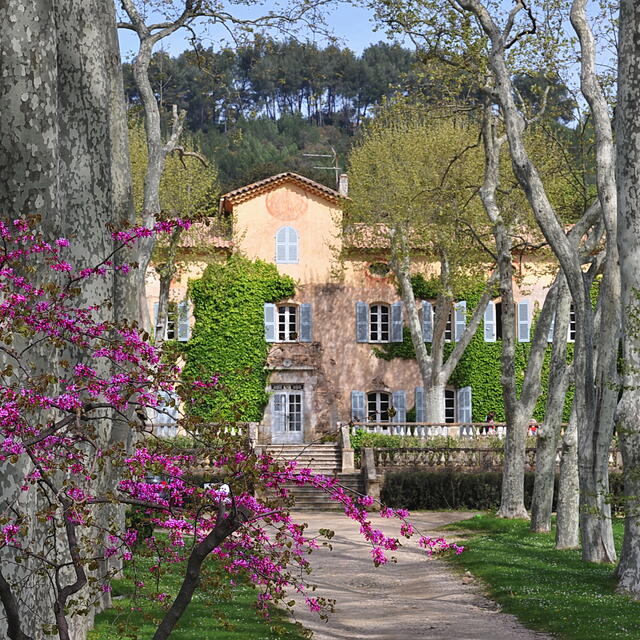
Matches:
[147,178,558,443]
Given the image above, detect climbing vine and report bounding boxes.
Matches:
[376,278,575,422]
[184,255,295,421]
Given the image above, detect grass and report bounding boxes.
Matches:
[89,549,308,640]
[447,514,640,640]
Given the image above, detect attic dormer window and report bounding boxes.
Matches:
[275,226,299,264]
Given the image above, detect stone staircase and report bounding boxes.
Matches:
[263,443,364,510]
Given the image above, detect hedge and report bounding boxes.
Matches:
[381,470,624,512]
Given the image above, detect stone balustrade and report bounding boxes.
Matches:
[344,421,517,439]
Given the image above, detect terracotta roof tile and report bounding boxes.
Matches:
[220,172,346,211]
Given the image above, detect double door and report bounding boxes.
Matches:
[271,384,304,443]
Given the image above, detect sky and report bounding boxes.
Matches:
[117,2,388,61]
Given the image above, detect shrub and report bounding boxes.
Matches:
[381,470,625,512]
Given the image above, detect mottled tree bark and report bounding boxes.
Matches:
[477,104,556,519]
[0,0,135,636]
[615,0,640,596]
[556,407,580,549]
[531,278,571,532]
[456,0,617,558]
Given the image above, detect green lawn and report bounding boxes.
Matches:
[448,514,639,640]
[89,551,309,640]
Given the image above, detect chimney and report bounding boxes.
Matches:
[338,173,349,197]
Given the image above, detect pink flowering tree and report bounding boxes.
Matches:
[0,219,462,640]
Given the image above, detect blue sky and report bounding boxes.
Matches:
[117,2,388,61]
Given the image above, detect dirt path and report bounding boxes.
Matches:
[289,511,553,640]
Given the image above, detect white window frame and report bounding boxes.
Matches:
[154,300,190,343]
[275,226,299,264]
[153,391,179,438]
[444,388,456,423]
[367,391,391,422]
[568,303,576,342]
[369,303,390,343]
[277,305,298,342]
[272,390,303,433]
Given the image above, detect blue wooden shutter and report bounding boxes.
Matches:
[422,301,433,342]
[415,387,425,422]
[276,226,298,263]
[299,303,312,342]
[457,386,472,423]
[454,301,467,342]
[272,393,286,432]
[264,303,276,342]
[177,301,190,342]
[356,301,369,342]
[276,227,288,263]
[392,390,406,422]
[351,390,366,421]
[518,300,530,342]
[391,301,403,342]
[484,301,496,342]
[288,227,299,263]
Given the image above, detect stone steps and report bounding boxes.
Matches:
[262,444,364,510]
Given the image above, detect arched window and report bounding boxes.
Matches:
[367,391,391,422]
[275,226,299,264]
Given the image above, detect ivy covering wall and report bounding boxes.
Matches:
[374,276,575,422]
[184,255,295,421]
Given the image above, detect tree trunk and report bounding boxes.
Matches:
[556,407,580,549]
[464,1,615,556]
[615,0,640,595]
[531,279,571,532]
[424,383,446,423]
[0,0,134,636]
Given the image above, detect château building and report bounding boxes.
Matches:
[147,172,563,444]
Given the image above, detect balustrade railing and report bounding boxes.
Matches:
[342,421,517,439]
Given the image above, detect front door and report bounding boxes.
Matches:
[271,387,304,444]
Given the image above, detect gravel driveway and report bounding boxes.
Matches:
[288,511,554,640]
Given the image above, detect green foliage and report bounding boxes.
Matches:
[183,256,295,421]
[89,535,307,640]
[448,515,635,640]
[375,279,575,422]
[382,471,624,512]
[381,470,541,511]
[408,274,441,300]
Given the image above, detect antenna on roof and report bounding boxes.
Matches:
[302,146,342,190]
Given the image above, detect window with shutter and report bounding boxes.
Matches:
[177,301,190,342]
[356,302,369,342]
[351,390,366,421]
[454,301,467,342]
[275,226,299,264]
[369,303,390,342]
[518,300,530,342]
[391,302,403,342]
[457,386,472,423]
[415,387,425,422]
[568,303,576,342]
[392,390,406,422]
[367,391,391,421]
[444,389,456,423]
[153,391,179,438]
[484,301,496,342]
[264,303,276,342]
[422,301,433,342]
[277,305,298,341]
[299,303,312,342]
